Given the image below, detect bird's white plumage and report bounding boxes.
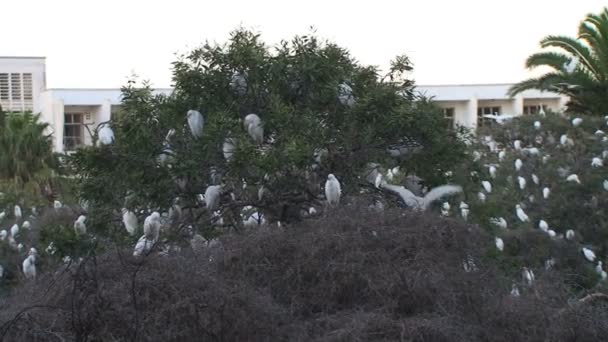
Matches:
[498,151,506,162]
[133,235,155,257]
[14,205,22,219]
[10,224,19,238]
[0,230,6,240]
[534,121,541,130]
[513,140,522,150]
[22,221,30,229]
[223,138,236,161]
[565,229,575,240]
[522,267,535,286]
[22,255,36,279]
[592,157,603,167]
[515,159,523,172]
[478,192,486,203]
[338,83,356,107]
[516,205,529,222]
[143,212,161,241]
[511,284,520,297]
[325,174,342,206]
[0,211,4,222]
[538,220,549,232]
[244,113,264,144]
[122,208,138,235]
[54,200,63,210]
[489,166,497,179]
[582,247,596,262]
[531,174,539,185]
[543,187,550,199]
[99,124,115,145]
[572,117,583,127]
[490,217,508,229]
[481,181,492,193]
[566,174,581,184]
[187,110,204,138]
[204,185,222,211]
[74,215,87,235]
[495,237,504,251]
[381,182,462,210]
[518,176,526,190]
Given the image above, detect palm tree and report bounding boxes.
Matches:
[509,8,608,115]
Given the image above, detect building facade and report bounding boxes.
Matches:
[0,57,567,153]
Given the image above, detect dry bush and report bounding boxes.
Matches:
[0,203,607,341]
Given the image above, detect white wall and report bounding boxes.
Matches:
[0,57,46,113]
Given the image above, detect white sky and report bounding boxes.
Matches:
[3,0,606,88]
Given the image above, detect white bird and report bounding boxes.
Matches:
[243,211,266,227]
[582,247,596,262]
[515,159,523,172]
[472,151,482,162]
[560,134,573,146]
[187,110,204,138]
[478,192,486,203]
[22,221,31,229]
[98,124,115,145]
[603,151,608,159]
[565,229,575,240]
[441,202,450,216]
[522,267,535,286]
[534,121,541,130]
[596,130,606,136]
[74,215,87,235]
[54,200,63,210]
[572,117,583,127]
[325,174,342,206]
[543,187,550,199]
[29,247,37,256]
[547,229,556,237]
[223,137,236,161]
[308,207,317,216]
[596,262,608,280]
[14,205,22,219]
[539,105,546,116]
[143,212,161,241]
[10,224,19,238]
[489,166,497,179]
[490,217,508,229]
[381,181,462,210]
[516,205,529,222]
[204,185,222,211]
[133,235,155,257]
[545,258,556,270]
[511,284,520,297]
[338,82,356,107]
[518,176,526,190]
[592,157,603,168]
[484,114,514,125]
[538,220,549,232]
[374,173,383,189]
[122,208,138,235]
[0,264,3,278]
[498,151,506,162]
[531,174,539,185]
[495,237,504,251]
[22,255,36,279]
[566,174,581,184]
[514,140,522,150]
[481,180,492,193]
[604,180,608,191]
[565,57,578,73]
[0,211,4,222]
[0,230,7,240]
[461,207,470,221]
[244,113,264,144]
[523,147,540,156]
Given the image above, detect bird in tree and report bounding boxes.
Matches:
[509,8,608,115]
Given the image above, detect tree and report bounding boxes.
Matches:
[69,29,466,241]
[508,8,608,115]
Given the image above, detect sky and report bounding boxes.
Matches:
[2,0,606,88]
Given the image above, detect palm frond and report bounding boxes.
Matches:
[540,35,602,80]
[524,52,570,71]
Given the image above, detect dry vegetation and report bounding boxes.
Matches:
[1,204,607,341]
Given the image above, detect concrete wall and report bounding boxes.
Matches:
[0,57,46,113]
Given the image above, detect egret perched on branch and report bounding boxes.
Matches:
[511,284,520,297]
[325,174,342,206]
[531,174,539,185]
[565,229,575,240]
[187,110,204,138]
[122,209,137,235]
[489,166,497,179]
[22,255,36,279]
[483,114,514,125]
[513,140,522,151]
[14,205,22,219]
[478,192,486,203]
[98,124,115,145]
[74,215,87,235]
[204,185,222,211]
[539,220,549,232]
[10,224,19,238]
[596,262,607,280]
[592,157,603,168]
[143,212,161,241]
[515,159,523,172]
[22,221,30,229]
[0,230,7,240]
[54,200,63,210]
[133,235,155,257]
[566,174,581,184]
[604,180,608,191]
[244,113,264,144]
[522,267,535,286]
[543,187,550,199]
[338,82,355,107]
[534,121,541,130]
[495,237,504,252]
[490,217,508,229]
[572,117,583,127]
[223,137,236,161]
[498,151,506,162]
[517,176,526,190]
[582,247,596,262]
[441,202,450,216]
[516,205,529,222]
[0,211,4,222]
[460,202,469,221]
[381,181,462,210]
[481,181,492,193]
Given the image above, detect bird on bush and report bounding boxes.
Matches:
[10,224,19,238]
[0,211,4,222]
[592,157,603,167]
[490,217,507,229]
[543,187,550,199]
[243,211,266,227]
[22,221,30,229]
[337,82,355,107]
[99,123,115,145]
[514,140,522,151]
[143,212,161,241]
[596,262,607,280]
[518,176,526,190]
[483,113,514,125]
[460,202,470,220]
[522,267,535,286]
[481,181,492,193]
[381,181,462,210]
[187,110,204,138]
[22,254,36,279]
[566,174,581,184]
[122,209,138,235]
[204,185,222,211]
[538,220,549,232]
[516,205,529,222]
[0,230,6,241]
[325,174,342,206]
[511,283,520,297]
[498,150,506,162]
[545,258,556,270]
[14,205,22,219]
[441,202,450,216]
[133,235,155,257]
[478,192,486,203]
[223,137,236,161]
[582,247,596,262]
[565,229,575,240]
[534,121,541,130]
[489,166,497,178]
[531,174,539,185]
[547,229,557,238]
[572,117,583,127]
[515,159,523,171]
[54,200,63,210]
[74,215,87,235]
[244,113,264,144]
[495,237,504,251]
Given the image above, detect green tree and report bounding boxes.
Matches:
[509,8,608,115]
[70,29,466,240]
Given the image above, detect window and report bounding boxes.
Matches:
[477,106,501,127]
[523,104,547,115]
[64,113,84,150]
[442,107,455,129]
[0,74,8,100]
[23,73,32,100]
[0,73,34,111]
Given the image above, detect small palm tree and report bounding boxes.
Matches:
[509,8,608,115]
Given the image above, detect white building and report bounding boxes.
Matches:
[1,56,567,152]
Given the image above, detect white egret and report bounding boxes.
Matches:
[244,113,264,144]
[582,247,596,262]
[143,212,161,241]
[516,205,529,222]
[523,147,540,156]
[565,229,575,240]
[547,229,556,237]
[243,211,266,227]
[543,187,550,199]
[539,105,546,116]
[374,173,383,189]
[498,150,506,162]
[98,124,115,145]
[522,267,535,286]
[531,174,539,185]
[596,130,606,136]
[46,242,56,255]
[495,237,504,251]
[566,174,581,184]
[122,209,138,235]
[0,211,4,222]
[54,200,63,210]
[481,181,492,193]
[187,110,204,138]
[308,207,317,216]
[133,235,155,257]
[592,157,603,167]
[381,181,462,210]
[572,117,583,127]
[484,114,514,125]
[0,230,6,240]
[511,284,520,297]
[489,166,497,179]
[518,176,526,190]
[325,174,342,206]
[539,220,549,232]
[441,202,450,216]
[534,121,541,130]
[461,207,470,221]
[472,151,482,162]
[478,192,486,203]
[14,205,22,219]
[514,140,522,150]
[10,224,19,238]
[22,255,36,279]
[515,159,523,172]
[490,217,508,229]
[604,180,608,191]
[0,265,3,278]
[222,137,236,161]
[204,185,222,211]
[74,215,87,235]
[338,82,355,107]
[22,221,31,229]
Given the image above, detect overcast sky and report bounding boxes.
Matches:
[3,0,605,88]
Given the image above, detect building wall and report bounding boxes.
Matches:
[0,57,46,113]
